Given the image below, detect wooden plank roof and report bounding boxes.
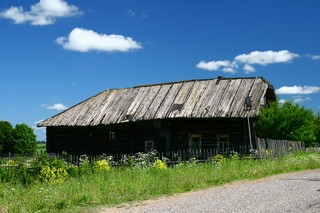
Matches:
[38,77,275,127]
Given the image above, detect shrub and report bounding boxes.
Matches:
[38,166,68,184]
[94,159,111,171]
[133,150,159,168]
[153,159,167,170]
[212,154,226,164]
[3,159,17,167]
[229,151,240,161]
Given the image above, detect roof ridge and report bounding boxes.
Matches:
[133,76,265,89]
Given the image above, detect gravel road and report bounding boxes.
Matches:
[99,169,320,213]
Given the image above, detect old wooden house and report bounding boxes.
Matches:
[38,77,276,155]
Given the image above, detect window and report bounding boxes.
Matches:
[217,134,229,153]
[145,141,154,152]
[261,96,267,106]
[189,133,202,151]
[109,130,115,140]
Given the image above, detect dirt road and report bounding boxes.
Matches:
[98,169,320,213]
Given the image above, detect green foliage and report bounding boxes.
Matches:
[133,150,159,168]
[0,121,37,154]
[11,124,37,154]
[256,101,316,146]
[315,112,320,145]
[36,143,46,154]
[0,121,14,153]
[153,159,167,170]
[212,154,226,165]
[0,152,320,212]
[94,159,111,171]
[38,166,68,183]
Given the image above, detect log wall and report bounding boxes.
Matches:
[46,118,250,155]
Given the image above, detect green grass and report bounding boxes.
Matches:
[0,152,320,212]
[36,143,46,154]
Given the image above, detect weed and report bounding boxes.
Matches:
[0,151,319,212]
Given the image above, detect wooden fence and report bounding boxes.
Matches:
[0,139,306,165]
[255,138,305,158]
[50,146,250,166]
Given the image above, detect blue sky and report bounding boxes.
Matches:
[1,0,319,141]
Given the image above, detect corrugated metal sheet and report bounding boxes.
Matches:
[38,77,275,127]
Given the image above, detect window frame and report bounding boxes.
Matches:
[109,129,115,140]
[188,133,202,152]
[145,140,154,152]
[217,134,229,153]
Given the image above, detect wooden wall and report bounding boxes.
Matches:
[46,126,90,155]
[46,118,250,155]
[174,118,247,151]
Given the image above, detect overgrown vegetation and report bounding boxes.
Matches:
[0,151,319,212]
[256,101,319,146]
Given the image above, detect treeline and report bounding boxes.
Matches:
[256,101,320,146]
[0,121,37,154]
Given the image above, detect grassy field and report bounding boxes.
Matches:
[0,152,319,212]
[36,143,46,154]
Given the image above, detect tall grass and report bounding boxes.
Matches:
[0,152,319,212]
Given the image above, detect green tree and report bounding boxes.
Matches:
[255,101,316,146]
[10,123,37,154]
[0,121,14,153]
[315,112,320,145]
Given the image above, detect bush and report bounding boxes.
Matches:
[94,159,111,171]
[153,159,167,170]
[39,166,68,184]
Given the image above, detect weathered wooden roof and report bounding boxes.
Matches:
[38,77,275,127]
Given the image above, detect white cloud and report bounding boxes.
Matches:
[56,28,142,53]
[292,96,312,103]
[243,64,255,74]
[276,85,320,95]
[235,50,299,65]
[311,55,320,60]
[43,103,68,111]
[197,50,299,74]
[222,67,236,73]
[32,120,46,130]
[196,60,236,73]
[0,0,81,26]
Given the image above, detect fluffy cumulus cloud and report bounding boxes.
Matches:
[196,60,237,73]
[43,103,68,111]
[0,0,81,25]
[243,64,255,73]
[56,28,142,53]
[234,50,299,65]
[276,85,320,95]
[197,50,299,74]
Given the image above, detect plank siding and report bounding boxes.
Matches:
[46,126,90,155]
